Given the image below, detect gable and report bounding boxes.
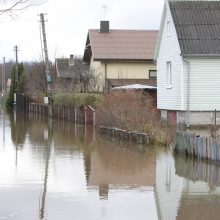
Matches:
[169,0,220,56]
[83,29,158,62]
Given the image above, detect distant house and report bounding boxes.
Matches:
[56,55,75,78]
[83,21,158,91]
[55,55,89,92]
[155,0,220,126]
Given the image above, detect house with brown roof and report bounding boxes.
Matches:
[155,0,220,126]
[83,21,158,91]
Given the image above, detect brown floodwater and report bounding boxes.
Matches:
[1,107,220,220]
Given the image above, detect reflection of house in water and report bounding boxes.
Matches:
[174,155,220,220]
[156,153,183,220]
[86,139,156,200]
[176,185,220,220]
[156,152,220,220]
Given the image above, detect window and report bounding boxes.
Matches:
[149,70,157,79]
[167,21,171,37]
[166,61,172,88]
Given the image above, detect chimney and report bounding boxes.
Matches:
[100,21,109,33]
[69,54,74,65]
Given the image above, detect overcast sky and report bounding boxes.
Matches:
[0,0,164,63]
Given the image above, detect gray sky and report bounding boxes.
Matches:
[0,0,164,62]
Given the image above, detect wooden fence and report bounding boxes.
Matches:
[175,132,220,162]
[99,126,149,145]
[16,93,34,110]
[28,103,95,126]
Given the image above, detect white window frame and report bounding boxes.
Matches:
[167,21,171,37]
[166,61,172,88]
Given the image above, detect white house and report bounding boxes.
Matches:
[155,0,220,126]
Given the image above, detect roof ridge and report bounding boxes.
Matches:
[88,29,158,32]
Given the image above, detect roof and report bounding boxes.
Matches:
[169,0,220,56]
[83,29,158,63]
[55,58,89,78]
[56,58,74,78]
[112,84,157,90]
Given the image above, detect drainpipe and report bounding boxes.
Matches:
[104,62,107,91]
[182,57,190,129]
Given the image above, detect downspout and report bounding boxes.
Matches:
[182,58,190,128]
[104,62,107,91]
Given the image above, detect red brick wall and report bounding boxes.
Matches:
[167,110,177,126]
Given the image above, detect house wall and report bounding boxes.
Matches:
[176,58,220,125]
[156,3,183,111]
[106,62,156,79]
[90,56,156,90]
[188,58,220,111]
[90,57,105,90]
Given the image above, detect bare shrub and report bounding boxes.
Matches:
[96,91,172,145]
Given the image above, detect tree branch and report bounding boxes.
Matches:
[0,0,43,16]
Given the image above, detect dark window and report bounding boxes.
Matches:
[149,70,157,79]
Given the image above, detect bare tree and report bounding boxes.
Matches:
[23,61,47,102]
[0,0,45,17]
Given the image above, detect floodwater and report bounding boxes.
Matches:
[1,107,220,220]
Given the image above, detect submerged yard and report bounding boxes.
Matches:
[1,107,220,219]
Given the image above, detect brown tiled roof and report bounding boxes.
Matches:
[170,0,220,56]
[83,30,158,62]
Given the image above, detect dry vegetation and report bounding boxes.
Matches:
[96,91,172,145]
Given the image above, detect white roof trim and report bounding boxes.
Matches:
[154,1,168,60]
[112,84,157,90]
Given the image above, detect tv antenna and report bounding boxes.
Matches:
[102,4,108,20]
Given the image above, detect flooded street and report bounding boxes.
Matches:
[1,107,220,219]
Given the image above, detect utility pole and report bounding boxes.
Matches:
[2,57,5,98]
[14,45,19,82]
[39,13,51,99]
[14,45,19,85]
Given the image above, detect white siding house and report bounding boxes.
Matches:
[155,0,220,126]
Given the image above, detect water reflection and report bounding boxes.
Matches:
[0,110,158,220]
[174,154,220,220]
[175,154,220,189]
[2,110,220,219]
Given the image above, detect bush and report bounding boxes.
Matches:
[52,93,102,108]
[96,91,172,145]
